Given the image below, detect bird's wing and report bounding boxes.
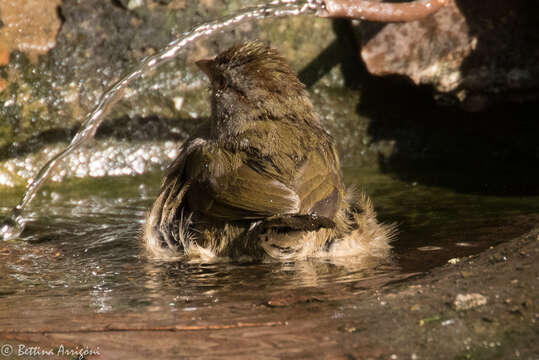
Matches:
[186,154,301,220]
[185,143,342,221]
[293,146,343,218]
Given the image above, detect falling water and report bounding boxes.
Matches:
[0,0,326,240]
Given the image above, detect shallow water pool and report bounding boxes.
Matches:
[0,167,537,337]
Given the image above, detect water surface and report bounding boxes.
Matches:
[1,168,537,331]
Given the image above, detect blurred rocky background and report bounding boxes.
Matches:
[0,0,538,194]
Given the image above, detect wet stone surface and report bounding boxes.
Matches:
[0,0,358,187]
[1,0,538,191]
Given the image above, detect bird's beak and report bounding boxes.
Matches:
[195,58,216,80]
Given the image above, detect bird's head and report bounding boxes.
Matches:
[196,41,316,138]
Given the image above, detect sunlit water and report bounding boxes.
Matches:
[1,168,537,324]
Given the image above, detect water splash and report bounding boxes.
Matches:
[0,0,325,240]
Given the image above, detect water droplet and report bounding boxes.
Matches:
[0,215,24,241]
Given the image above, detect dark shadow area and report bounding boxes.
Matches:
[297,13,539,196]
[457,0,539,106]
[359,74,539,196]
[357,0,539,196]
[299,19,365,89]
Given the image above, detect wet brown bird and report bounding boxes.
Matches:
[144,41,394,261]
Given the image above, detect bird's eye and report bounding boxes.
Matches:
[213,75,227,90]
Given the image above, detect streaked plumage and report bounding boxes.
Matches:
[143,41,395,261]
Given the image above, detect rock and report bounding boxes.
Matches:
[2,0,377,187]
[2,0,536,190]
[358,0,539,110]
[453,293,487,311]
[0,0,62,64]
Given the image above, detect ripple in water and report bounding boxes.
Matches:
[1,168,537,329]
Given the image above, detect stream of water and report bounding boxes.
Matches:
[0,0,326,241]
